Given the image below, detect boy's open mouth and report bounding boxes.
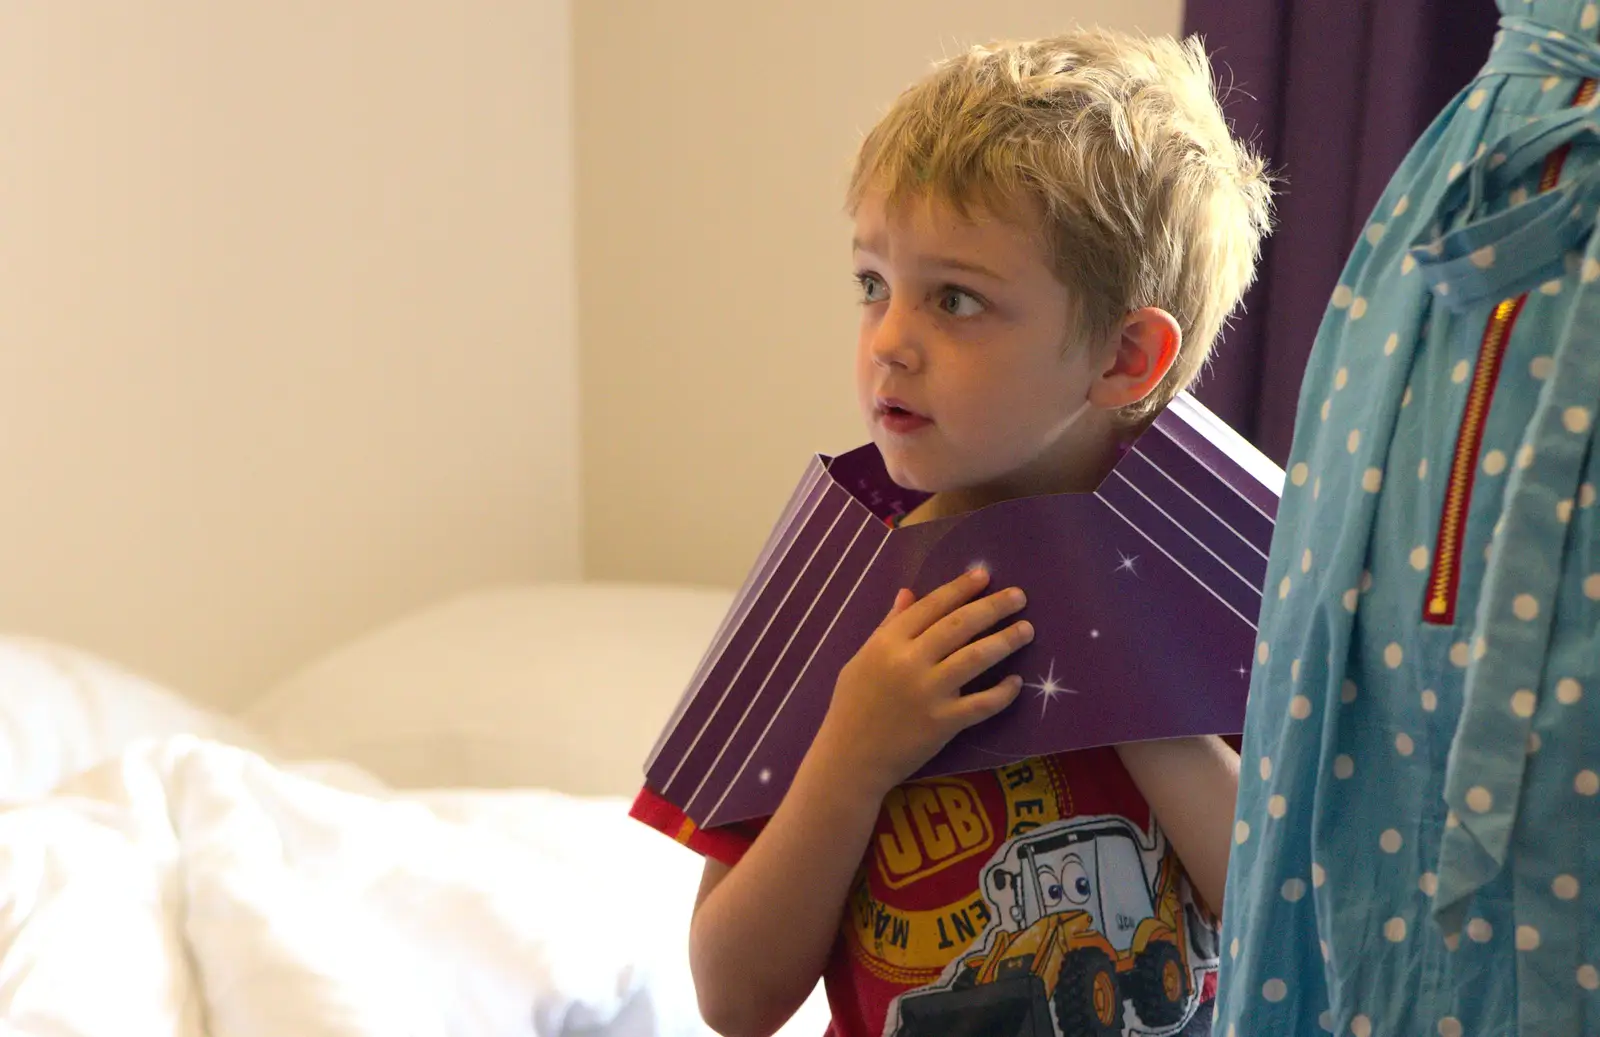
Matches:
[876,398,933,433]
[876,397,926,417]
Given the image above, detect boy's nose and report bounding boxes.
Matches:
[869,303,921,370]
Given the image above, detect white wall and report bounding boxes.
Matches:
[0,1,1189,711]
[576,0,1185,589]
[0,1,579,710]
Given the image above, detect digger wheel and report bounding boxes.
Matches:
[1127,940,1189,1028]
[1052,948,1123,1037]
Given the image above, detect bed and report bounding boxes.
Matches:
[0,582,832,1037]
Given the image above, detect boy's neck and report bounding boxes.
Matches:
[898,435,1127,526]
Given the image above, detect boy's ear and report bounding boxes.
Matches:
[1087,307,1182,410]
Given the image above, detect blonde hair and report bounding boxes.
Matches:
[847,28,1273,416]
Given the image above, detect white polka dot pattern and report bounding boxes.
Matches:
[1216,34,1600,1037]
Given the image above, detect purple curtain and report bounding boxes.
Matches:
[1184,0,1501,463]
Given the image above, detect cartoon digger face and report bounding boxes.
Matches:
[1036,851,1096,912]
[981,817,1161,954]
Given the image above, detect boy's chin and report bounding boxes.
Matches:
[875,451,955,495]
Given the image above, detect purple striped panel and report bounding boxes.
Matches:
[646,458,830,771]
[684,511,894,820]
[1152,395,1281,520]
[647,475,849,792]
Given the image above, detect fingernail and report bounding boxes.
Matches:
[1010,588,1027,606]
[1008,675,1024,688]
[1016,621,1034,641]
[969,567,990,583]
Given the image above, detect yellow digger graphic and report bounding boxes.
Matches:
[893,817,1215,1037]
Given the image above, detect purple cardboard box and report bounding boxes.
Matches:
[645,392,1282,830]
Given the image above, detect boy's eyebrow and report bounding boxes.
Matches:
[923,255,1005,281]
[850,238,1005,282]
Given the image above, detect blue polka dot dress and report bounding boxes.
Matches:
[1218,5,1600,1036]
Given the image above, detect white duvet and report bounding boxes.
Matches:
[0,735,754,1037]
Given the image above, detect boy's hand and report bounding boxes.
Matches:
[814,567,1033,796]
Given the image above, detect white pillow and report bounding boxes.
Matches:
[242,582,735,794]
[0,635,260,801]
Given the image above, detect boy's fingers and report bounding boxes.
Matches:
[894,568,990,636]
[877,588,916,628]
[934,621,1034,687]
[944,675,1024,729]
[921,590,1029,663]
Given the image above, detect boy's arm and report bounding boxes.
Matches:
[688,570,1031,1037]
[689,742,890,1037]
[1114,735,1240,915]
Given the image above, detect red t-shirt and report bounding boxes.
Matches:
[631,747,1220,1037]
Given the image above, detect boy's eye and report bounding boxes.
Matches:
[937,288,983,317]
[855,273,888,304]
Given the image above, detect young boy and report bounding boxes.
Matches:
[632,28,1272,1037]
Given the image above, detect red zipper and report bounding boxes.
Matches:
[1423,77,1597,625]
